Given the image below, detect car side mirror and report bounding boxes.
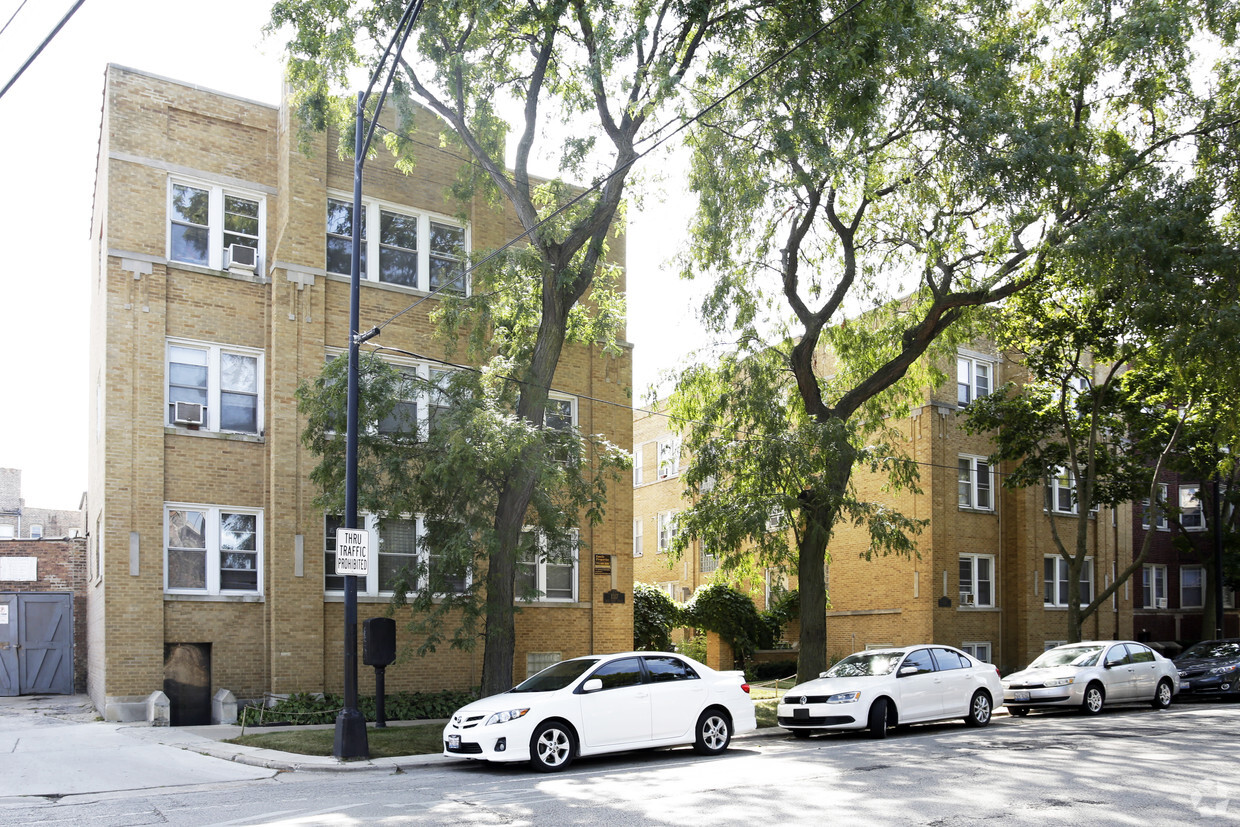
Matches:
[582,678,603,693]
[898,665,918,677]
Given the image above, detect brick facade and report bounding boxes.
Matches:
[633,348,1138,675]
[88,65,633,719]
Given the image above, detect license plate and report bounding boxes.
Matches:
[447,734,461,750]
[794,707,809,719]
[1181,681,1190,690]
[1014,691,1031,702]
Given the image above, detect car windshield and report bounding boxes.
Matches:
[1180,641,1240,660]
[825,652,902,678]
[510,658,598,693]
[1028,645,1105,669]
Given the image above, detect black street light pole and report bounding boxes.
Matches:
[335,0,424,761]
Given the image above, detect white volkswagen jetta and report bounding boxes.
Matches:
[777,645,1003,739]
[442,651,757,771]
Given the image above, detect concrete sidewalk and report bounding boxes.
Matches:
[0,693,785,799]
[0,694,449,798]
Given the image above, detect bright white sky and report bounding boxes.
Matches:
[0,0,708,510]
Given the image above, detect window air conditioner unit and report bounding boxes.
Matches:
[173,401,205,427]
[1155,597,1168,609]
[226,244,258,272]
[959,593,975,606]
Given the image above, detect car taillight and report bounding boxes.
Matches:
[741,683,751,694]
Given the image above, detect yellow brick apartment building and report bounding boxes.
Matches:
[87,66,634,722]
[634,348,1135,675]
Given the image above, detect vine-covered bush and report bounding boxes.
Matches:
[634,582,683,651]
[683,582,772,664]
[239,689,478,727]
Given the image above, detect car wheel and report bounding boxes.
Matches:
[529,720,576,772]
[693,708,732,755]
[867,697,890,739]
[792,729,814,739]
[1151,679,1173,709]
[1009,706,1029,718]
[1081,683,1105,715]
[965,691,992,727]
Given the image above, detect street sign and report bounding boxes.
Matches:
[335,528,369,576]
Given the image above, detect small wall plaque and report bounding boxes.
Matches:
[603,589,625,604]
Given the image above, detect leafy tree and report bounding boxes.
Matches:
[298,355,629,653]
[633,582,683,651]
[964,181,1240,642]
[272,0,742,694]
[668,0,1235,681]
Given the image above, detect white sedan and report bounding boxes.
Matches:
[777,645,1003,739]
[1002,640,1179,715]
[442,651,757,771]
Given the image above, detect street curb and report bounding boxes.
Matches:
[173,724,792,772]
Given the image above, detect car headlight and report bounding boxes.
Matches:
[1210,664,1239,675]
[485,708,530,725]
[827,692,861,704]
[1043,677,1075,687]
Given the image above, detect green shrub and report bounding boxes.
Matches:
[634,582,683,651]
[239,688,478,727]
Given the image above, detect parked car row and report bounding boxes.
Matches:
[441,639,1239,772]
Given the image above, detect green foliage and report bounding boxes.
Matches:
[296,354,631,655]
[633,582,684,651]
[745,659,798,682]
[683,582,772,664]
[675,633,708,663]
[238,689,478,727]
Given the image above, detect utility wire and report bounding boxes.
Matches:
[363,0,872,335]
[0,0,30,39]
[0,0,86,102]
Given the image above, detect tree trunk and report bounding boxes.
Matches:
[794,448,853,684]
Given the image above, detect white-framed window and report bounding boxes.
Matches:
[700,539,719,574]
[325,196,469,295]
[1181,566,1205,608]
[1047,467,1077,514]
[657,437,681,480]
[766,508,787,533]
[516,529,579,602]
[544,393,578,464]
[958,455,993,511]
[657,511,678,553]
[1142,483,1169,530]
[633,444,644,486]
[957,354,993,406]
[961,642,992,663]
[633,519,643,558]
[958,554,995,607]
[1179,485,1205,531]
[1225,586,1236,610]
[168,178,264,270]
[167,339,263,434]
[377,368,421,438]
[1142,564,1167,609]
[1044,556,1093,607]
[0,524,13,540]
[324,514,470,596]
[165,503,262,595]
[29,524,43,539]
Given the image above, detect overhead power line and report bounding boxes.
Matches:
[0,0,87,102]
[0,0,31,39]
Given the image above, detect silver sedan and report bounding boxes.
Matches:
[1002,641,1179,716]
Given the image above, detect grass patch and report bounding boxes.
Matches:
[755,699,779,729]
[228,722,445,759]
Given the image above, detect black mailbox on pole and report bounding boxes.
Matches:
[363,617,397,727]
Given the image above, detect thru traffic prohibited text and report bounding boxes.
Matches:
[335,528,369,576]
